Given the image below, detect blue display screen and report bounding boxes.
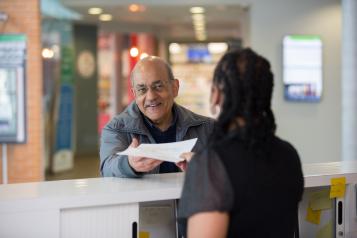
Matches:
[187,47,211,62]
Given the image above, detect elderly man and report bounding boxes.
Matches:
[100,56,214,178]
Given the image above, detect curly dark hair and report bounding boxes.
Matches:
[210,48,276,151]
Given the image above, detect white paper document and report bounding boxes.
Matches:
[117,138,197,163]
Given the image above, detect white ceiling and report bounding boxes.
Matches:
[60,0,249,41]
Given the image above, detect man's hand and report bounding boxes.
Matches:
[127,138,162,172]
[176,152,195,171]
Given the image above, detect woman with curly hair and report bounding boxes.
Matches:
[178,48,304,238]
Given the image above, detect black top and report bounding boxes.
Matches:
[178,136,304,238]
[142,109,179,173]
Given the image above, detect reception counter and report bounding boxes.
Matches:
[1,161,357,238]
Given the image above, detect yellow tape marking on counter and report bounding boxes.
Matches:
[330,177,346,198]
[139,231,150,238]
[306,206,321,225]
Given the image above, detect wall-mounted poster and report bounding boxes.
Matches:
[0,34,26,143]
[283,35,322,102]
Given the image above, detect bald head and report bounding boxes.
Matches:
[130,56,174,86]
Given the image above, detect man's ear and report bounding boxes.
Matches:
[131,88,136,98]
[172,79,179,97]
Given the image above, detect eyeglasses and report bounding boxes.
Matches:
[132,80,171,96]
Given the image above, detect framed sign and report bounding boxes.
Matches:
[283,35,323,102]
[0,34,27,143]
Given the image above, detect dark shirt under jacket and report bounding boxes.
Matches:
[142,109,179,173]
[178,135,304,238]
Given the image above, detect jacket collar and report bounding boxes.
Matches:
[120,101,208,135]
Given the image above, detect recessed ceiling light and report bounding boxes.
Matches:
[88,7,103,15]
[195,29,206,35]
[191,13,205,21]
[196,35,207,41]
[208,43,228,54]
[42,48,54,59]
[140,52,149,59]
[190,7,205,14]
[192,20,205,26]
[194,24,205,30]
[99,14,112,21]
[169,43,181,54]
[130,47,139,57]
[195,32,207,38]
[129,4,146,12]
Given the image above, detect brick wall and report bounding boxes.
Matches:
[0,0,43,183]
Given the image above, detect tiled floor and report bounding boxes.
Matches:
[46,156,100,181]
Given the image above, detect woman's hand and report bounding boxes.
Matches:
[176,152,195,171]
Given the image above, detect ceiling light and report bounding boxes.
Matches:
[88,7,102,15]
[195,31,207,36]
[130,47,139,57]
[99,14,112,21]
[196,35,207,41]
[208,43,228,54]
[195,30,206,35]
[195,31,206,37]
[194,25,206,31]
[194,28,205,33]
[195,32,207,38]
[129,4,145,12]
[140,52,149,59]
[190,7,205,14]
[51,44,60,58]
[42,48,54,59]
[193,21,205,26]
[191,13,205,21]
[193,21,205,28]
[169,43,181,54]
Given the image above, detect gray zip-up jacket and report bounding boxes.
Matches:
[100,102,214,178]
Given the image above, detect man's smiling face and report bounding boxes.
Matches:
[132,58,179,130]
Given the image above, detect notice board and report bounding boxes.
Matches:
[0,34,26,143]
[283,35,323,102]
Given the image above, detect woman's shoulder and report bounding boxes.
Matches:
[271,136,303,174]
[271,136,300,156]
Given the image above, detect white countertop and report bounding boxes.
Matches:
[0,173,183,213]
[303,160,357,187]
[1,161,357,213]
